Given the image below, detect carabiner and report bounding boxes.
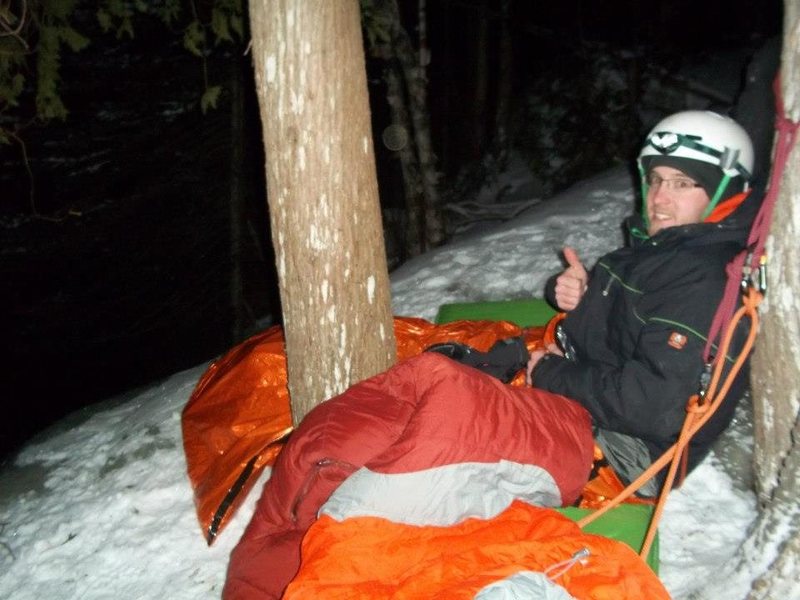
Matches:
[697,362,713,404]
[758,254,768,294]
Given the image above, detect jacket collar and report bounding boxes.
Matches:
[626,190,753,247]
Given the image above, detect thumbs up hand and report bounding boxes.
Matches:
[554,246,588,311]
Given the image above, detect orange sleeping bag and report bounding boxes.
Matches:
[182,316,549,543]
[285,500,669,599]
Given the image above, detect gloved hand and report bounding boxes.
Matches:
[425,336,529,383]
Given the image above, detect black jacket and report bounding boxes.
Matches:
[534,201,754,477]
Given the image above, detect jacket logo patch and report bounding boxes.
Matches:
[668,332,688,350]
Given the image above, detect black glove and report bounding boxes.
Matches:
[424,336,529,383]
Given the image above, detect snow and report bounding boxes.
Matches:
[0,166,763,599]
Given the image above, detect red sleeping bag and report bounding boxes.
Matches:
[224,352,604,598]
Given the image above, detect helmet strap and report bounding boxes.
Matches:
[637,162,650,230]
[702,172,732,220]
[702,147,741,219]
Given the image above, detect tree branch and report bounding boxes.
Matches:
[0,0,27,37]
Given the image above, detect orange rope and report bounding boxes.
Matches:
[577,286,762,559]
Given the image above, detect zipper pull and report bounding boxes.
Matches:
[545,547,591,580]
[602,277,614,296]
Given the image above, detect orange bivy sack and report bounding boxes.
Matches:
[182,316,547,543]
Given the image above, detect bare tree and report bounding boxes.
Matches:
[364,0,444,257]
[248,0,396,425]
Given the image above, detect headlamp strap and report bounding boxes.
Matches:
[648,133,751,180]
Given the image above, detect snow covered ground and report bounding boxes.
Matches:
[0,167,760,599]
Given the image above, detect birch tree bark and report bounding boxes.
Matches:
[744,9,800,591]
[248,0,396,425]
[697,6,800,597]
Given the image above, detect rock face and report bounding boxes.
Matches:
[0,25,278,458]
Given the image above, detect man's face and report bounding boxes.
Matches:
[646,165,711,236]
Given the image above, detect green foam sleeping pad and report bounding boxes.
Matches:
[435,298,558,328]
[558,504,659,574]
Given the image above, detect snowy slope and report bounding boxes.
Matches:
[0,167,759,599]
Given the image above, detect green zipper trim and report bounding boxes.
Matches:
[598,264,736,363]
[648,316,708,343]
[646,316,734,364]
[649,317,735,364]
[597,262,644,294]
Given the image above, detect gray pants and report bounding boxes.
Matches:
[594,428,660,498]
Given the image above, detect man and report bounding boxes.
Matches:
[527,110,756,495]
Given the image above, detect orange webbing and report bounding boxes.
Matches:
[542,311,566,349]
[577,287,762,559]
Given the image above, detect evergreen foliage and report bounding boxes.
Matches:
[515,48,641,196]
[360,0,394,50]
[0,0,244,140]
[35,1,91,121]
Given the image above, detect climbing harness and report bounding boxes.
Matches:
[579,75,800,560]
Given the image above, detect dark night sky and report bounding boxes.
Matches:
[0,0,783,460]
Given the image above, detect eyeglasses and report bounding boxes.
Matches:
[645,173,703,192]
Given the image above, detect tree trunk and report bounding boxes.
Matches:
[745,30,800,592]
[490,0,513,170]
[698,6,800,597]
[752,39,800,510]
[363,0,443,255]
[747,6,800,596]
[384,0,444,251]
[229,54,245,344]
[384,66,425,258]
[471,3,490,161]
[248,0,397,425]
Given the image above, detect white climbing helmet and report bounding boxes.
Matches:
[638,110,754,180]
[637,110,755,221]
